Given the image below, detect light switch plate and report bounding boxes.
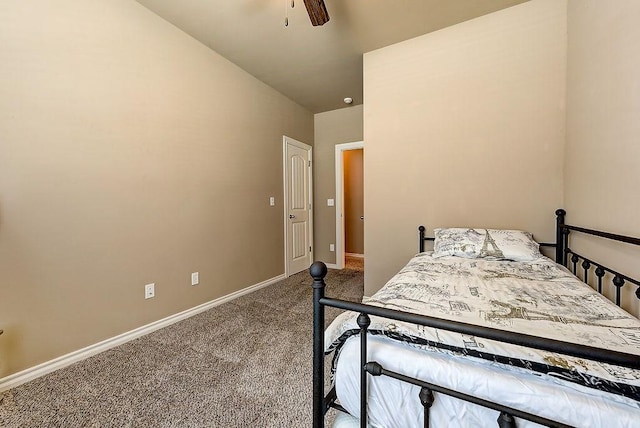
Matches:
[327,198,335,207]
[191,272,199,286]
[269,196,275,206]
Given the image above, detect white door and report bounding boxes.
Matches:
[284,136,313,276]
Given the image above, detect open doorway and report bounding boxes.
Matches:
[335,141,364,270]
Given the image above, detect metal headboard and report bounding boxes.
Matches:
[419,209,640,306]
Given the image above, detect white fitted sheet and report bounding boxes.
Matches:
[334,335,640,427]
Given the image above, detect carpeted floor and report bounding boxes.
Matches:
[0,259,363,427]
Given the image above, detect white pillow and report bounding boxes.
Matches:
[433,228,542,262]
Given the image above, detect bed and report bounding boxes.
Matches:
[308,210,640,427]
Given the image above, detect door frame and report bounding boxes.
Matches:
[283,136,314,277]
[335,141,364,270]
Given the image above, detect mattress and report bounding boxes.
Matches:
[325,253,640,427]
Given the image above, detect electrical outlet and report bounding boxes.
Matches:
[330,244,335,252]
[191,272,199,286]
[269,196,275,206]
[145,283,155,299]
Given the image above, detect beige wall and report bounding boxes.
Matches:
[344,149,364,254]
[565,1,640,316]
[363,0,567,296]
[0,0,313,377]
[313,105,364,264]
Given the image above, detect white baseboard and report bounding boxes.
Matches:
[345,253,364,258]
[0,273,285,392]
[325,263,339,269]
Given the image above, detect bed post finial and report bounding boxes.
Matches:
[555,209,566,265]
[309,261,327,428]
[419,225,426,253]
[310,261,328,284]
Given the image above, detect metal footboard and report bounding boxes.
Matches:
[310,262,639,428]
[311,209,640,428]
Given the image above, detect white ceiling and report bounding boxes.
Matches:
[136,0,528,113]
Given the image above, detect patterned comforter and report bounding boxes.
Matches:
[325,253,640,400]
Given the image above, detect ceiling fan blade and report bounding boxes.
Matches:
[302,0,330,26]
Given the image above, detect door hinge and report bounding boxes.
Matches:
[309,246,312,252]
[308,160,311,167]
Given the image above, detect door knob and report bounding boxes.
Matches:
[289,214,296,219]
[360,216,364,220]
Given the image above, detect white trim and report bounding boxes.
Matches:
[283,139,288,276]
[0,273,285,392]
[335,141,364,270]
[324,263,339,270]
[283,136,314,277]
[308,149,314,271]
[345,253,365,259]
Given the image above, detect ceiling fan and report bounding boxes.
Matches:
[302,0,330,26]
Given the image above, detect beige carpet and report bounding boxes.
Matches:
[0,261,363,427]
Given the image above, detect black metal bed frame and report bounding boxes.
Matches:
[309,209,640,428]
